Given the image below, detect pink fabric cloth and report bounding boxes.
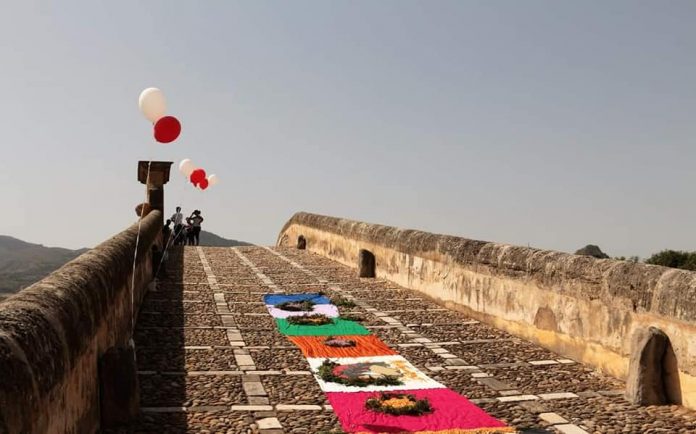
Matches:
[326,388,508,433]
[266,303,339,318]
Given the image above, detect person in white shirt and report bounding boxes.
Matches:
[171,206,184,245]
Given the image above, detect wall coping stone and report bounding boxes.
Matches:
[0,210,162,433]
[278,212,696,323]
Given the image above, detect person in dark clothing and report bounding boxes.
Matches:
[185,224,196,246]
[187,210,204,246]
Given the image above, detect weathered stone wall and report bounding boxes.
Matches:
[277,212,696,409]
[0,211,162,434]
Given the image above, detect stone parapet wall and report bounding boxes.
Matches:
[0,211,162,434]
[277,212,696,409]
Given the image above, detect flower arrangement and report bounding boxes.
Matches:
[317,359,402,387]
[324,336,357,347]
[331,297,356,309]
[286,313,333,325]
[365,392,433,416]
[276,300,315,312]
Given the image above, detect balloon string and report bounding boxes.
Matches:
[153,215,176,278]
[153,166,187,278]
[130,160,152,335]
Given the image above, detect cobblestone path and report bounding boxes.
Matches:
[121,246,696,434]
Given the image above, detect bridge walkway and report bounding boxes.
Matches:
[115,246,696,433]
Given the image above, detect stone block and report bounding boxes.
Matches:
[249,396,270,405]
[231,405,274,411]
[235,354,255,366]
[242,374,261,382]
[226,331,243,342]
[257,417,282,429]
[528,360,559,366]
[539,412,569,424]
[497,395,539,402]
[555,424,590,434]
[538,392,578,400]
[187,405,229,412]
[243,382,267,396]
[444,358,469,366]
[276,404,323,411]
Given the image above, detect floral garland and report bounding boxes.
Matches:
[331,297,356,309]
[276,300,315,312]
[286,313,333,326]
[324,336,357,347]
[365,392,433,416]
[317,359,402,387]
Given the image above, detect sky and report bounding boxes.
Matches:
[0,1,694,258]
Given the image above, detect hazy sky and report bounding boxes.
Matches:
[1,1,694,258]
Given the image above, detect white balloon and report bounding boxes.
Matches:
[138,87,167,122]
[208,174,219,186]
[179,159,195,176]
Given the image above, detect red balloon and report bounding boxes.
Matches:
[199,178,209,190]
[153,116,181,143]
[190,168,206,185]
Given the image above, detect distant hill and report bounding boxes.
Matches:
[198,230,253,247]
[0,236,88,297]
[0,231,251,299]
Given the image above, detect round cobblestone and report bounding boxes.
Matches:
[261,375,327,405]
[277,411,345,433]
[249,348,309,370]
[139,374,244,407]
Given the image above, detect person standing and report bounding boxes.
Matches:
[171,206,184,245]
[162,219,173,247]
[188,210,205,246]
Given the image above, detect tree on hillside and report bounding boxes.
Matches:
[574,244,609,259]
[645,250,696,271]
[614,256,640,263]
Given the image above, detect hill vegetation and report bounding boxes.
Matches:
[0,236,87,298]
[575,244,696,272]
[0,231,251,299]
[644,250,696,271]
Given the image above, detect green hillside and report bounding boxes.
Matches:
[0,236,87,297]
[0,231,251,298]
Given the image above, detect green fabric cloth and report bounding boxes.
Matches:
[275,318,370,336]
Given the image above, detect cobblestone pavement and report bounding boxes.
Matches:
[113,246,696,434]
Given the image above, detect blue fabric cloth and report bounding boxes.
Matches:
[263,293,332,306]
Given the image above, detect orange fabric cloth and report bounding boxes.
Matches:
[289,335,398,358]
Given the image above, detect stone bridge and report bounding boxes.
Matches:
[1,162,696,434]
